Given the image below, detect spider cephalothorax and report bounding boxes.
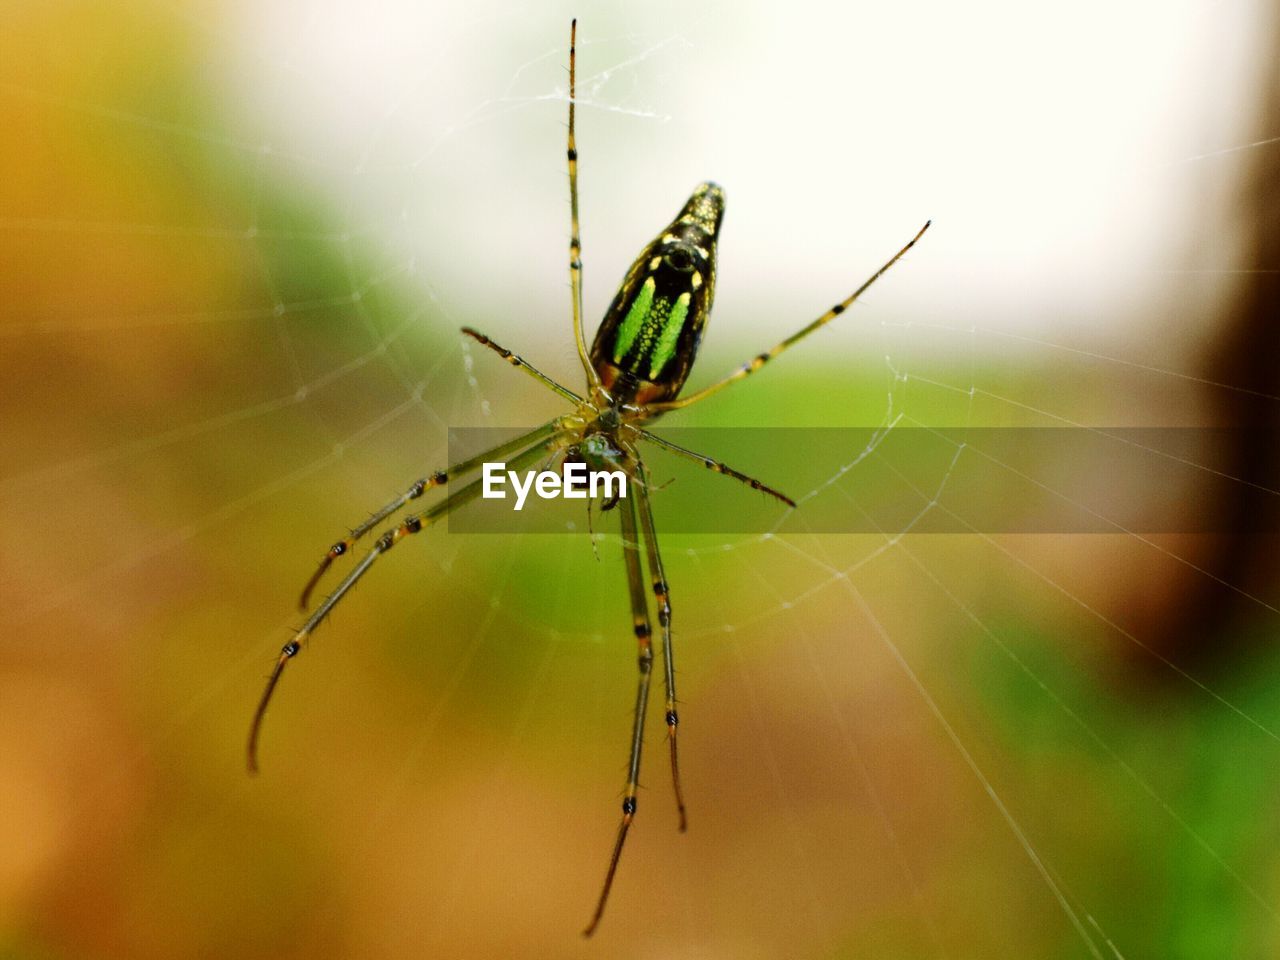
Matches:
[249,18,928,938]
[560,430,629,511]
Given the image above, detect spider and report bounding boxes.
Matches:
[247,20,929,937]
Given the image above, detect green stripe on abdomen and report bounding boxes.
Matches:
[612,277,655,363]
[648,292,690,379]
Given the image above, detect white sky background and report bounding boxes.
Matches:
[226,0,1272,374]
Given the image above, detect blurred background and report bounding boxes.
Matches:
[3,1,1279,957]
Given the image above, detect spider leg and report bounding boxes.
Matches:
[583,483,652,937]
[630,426,797,508]
[250,434,566,774]
[461,328,585,406]
[632,462,686,832]
[299,417,567,610]
[642,220,931,413]
[566,20,601,393]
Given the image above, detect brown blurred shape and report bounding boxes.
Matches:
[1168,6,1280,665]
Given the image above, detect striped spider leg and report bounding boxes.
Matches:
[294,333,586,612]
[296,418,576,612]
[581,449,705,937]
[567,18,602,397]
[247,416,575,773]
[582,458,652,938]
[636,218,931,416]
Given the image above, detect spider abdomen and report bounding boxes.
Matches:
[590,182,723,404]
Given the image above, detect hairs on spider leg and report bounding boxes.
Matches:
[247,645,296,774]
[586,494,602,563]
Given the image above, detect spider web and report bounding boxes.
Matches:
[3,2,1280,958]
